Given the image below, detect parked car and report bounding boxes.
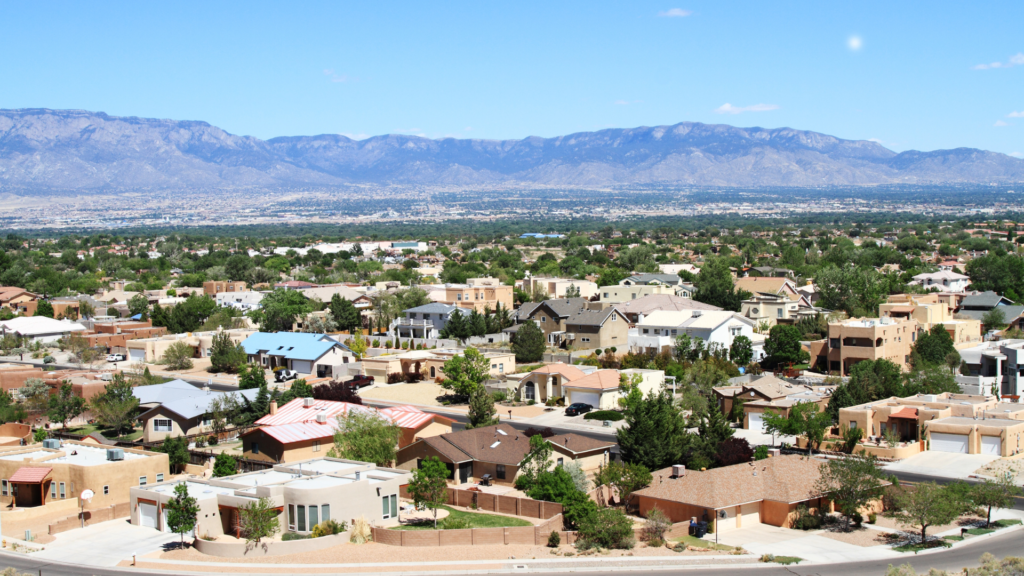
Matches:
[345,375,375,388]
[564,402,593,416]
[106,353,126,362]
[275,369,300,382]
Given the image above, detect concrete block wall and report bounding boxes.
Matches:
[48,502,129,535]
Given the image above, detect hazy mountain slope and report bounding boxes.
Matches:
[1,108,1022,191]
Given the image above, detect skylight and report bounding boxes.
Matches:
[497,429,507,436]
[490,441,501,448]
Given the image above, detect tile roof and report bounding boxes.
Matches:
[889,407,919,419]
[633,455,824,509]
[10,467,52,484]
[527,363,586,382]
[563,369,621,390]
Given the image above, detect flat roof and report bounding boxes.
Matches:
[0,446,148,467]
[285,475,355,490]
[144,481,235,499]
[932,417,1023,428]
[227,470,297,487]
[0,450,52,462]
[289,460,365,474]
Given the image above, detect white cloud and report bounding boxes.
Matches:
[974,52,1024,70]
[995,120,1010,127]
[1008,111,1024,118]
[1010,152,1024,158]
[658,8,692,17]
[714,103,780,114]
[847,35,863,51]
[464,126,473,131]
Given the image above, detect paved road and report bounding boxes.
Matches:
[0,529,1020,576]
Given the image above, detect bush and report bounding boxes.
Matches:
[386,372,405,384]
[641,508,671,546]
[43,356,55,364]
[583,410,623,421]
[867,513,877,524]
[577,508,635,550]
[372,339,380,347]
[282,532,311,541]
[492,391,507,402]
[311,519,347,537]
[440,516,471,530]
[207,435,218,446]
[754,445,769,460]
[527,399,535,405]
[791,504,822,531]
[547,530,561,548]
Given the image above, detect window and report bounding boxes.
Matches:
[777,308,783,318]
[202,416,212,426]
[829,338,840,348]
[850,422,858,430]
[1,480,6,497]
[496,464,506,480]
[321,504,330,522]
[138,477,146,487]
[612,313,617,320]
[288,504,296,530]
[499,363,504,373]
[156,474,164,483]
[671,329,677,335]
[382,494,397,519]
[103,485,109,495]
[642,329,649,334]
[308,505,319,528]
[51,482,57,499]
[313,440,320,452]
[298,505,306,531]
[252,442,260,455]
[492,364,497,369]
[557,458,564,466]
[653,329,660,335]
[581,337,590,343]
[60,482,67,497]
[154,419,172,432]
[457,294,462,301]
[730,327,742,336]
[603,293,609,298]
[540,316,546,322]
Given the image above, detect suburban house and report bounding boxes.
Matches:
[0,441,169,512]
[361,348,516,381]
[135,381,261,442]
[520,277,598,299]
[955,291,1024,330]
[513,298,591,344]
[391,303,470,339]
[439,277,514,313]
[130,457,412,537]
[299,285,374,310]
[239,398,453,463]
[598,284,680,304]
[746,266,794,278]
[632,456,846,531]
[911,270,971,293]
[658,263,699,276]
[839,393,1024,457]
[80,319,167,353]
[956,339,1024,397]
[0,316,87,343]
[241,332,355,378]
[740,293,809,328]
[513,364,664,408]
[202,281,248,296]
[0,287,39,315]
[879,294,982,347]
[395,423,615,485]
[126,328,254,363]
[808,316,918,375]
[613,294,721,324]
[714,375,834,432]
[629,310,764,360]
[560,307,630,349]
[215,291,264,311]
[733,277,805,303]
[620,273,689,288]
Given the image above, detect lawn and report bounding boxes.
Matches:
[67,424,143,442]
[393,505,534,530]
[670,535,735,551]
[894,540,952,553]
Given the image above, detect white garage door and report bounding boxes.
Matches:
[570,390,601,408]
[739,502,760,528]
[139,503,158,529]
[163,508,194,537]
[981,436,1002,456]
[748,412,765,433]
[716,508,736,532]
[291,360,312,375]
[128,348,146,362]
[931,432,969,454]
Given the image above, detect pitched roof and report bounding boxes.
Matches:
[563,369,621,390]
[0,287,35,302]
[240,332,350,360]
[527,363,586,382]
[961,291,1014,310]
[10,467,52,484]
[633,456,824,509]
[0,317,87,336]
[536,298,591,319]
[957,306,1024,323]
[614,294,721,316]
[248,402,444,445]
[624,273,682,286]
[640,310,752,330]
[143,388,260,420]
[255,398,369,426]
[422,424,615,466]
[403,303,466,315]
[913,270,969,281]
[565,307,620,327]
[734,277,798,300]
[133,379,202,405]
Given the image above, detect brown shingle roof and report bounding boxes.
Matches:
[422,424,615,466]
[633,455,824,509]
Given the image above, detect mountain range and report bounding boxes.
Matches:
[0,108,1022,192]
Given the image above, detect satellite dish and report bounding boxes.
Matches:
[80,489,95,501]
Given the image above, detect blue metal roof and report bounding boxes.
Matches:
[241,332,351,361]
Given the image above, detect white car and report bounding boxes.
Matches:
[275,369,299,382]
[106,353,126,362]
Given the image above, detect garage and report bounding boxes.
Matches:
[139,502,158,529]
[748,412,765,433]
[715,507,737,532]
[981,436,1002,456]
[129,348,147,363]
[931,432,969,454]
[568,390,601,409]
[291,360,312,375]
[739,502,760,528]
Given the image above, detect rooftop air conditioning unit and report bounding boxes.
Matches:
[316,413,327,424]
[42,439,60,450]
[106,448,124,461]
[671,464,685,477]
[303,398,316,407]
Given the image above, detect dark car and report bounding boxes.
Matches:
[345,375,375,388]
[564,402,593,416]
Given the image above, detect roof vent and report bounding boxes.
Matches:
[671,464,685,478]
[316,413,327,424]
[303,398,315,407]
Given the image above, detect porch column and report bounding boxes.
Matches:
[995,360,1002,396]
[546,376,553,399]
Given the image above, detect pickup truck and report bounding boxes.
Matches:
[345,375,375,388]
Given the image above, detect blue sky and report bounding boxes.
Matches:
[2,1,1022,155]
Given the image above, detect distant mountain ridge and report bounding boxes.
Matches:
[0,108,1021,191]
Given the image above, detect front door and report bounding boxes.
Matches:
[458,462,472,484]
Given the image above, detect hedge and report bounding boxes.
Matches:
[583,410,624,421]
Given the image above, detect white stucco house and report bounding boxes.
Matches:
[0,316,87,343]
[911,270,971,293]
[628,310,765,361]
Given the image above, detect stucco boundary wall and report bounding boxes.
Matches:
[398,486,563,520]
[370,514,572,547]
[192,531,350,558]
[49,502,129,535]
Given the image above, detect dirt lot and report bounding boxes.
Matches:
[872,514,986,535]
[976,457,1024,483]
[818,526,893,547]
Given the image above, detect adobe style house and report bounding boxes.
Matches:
[440,277,514,313]
[808,316,918,375]
[597,284,678,304]
[126,328,253,363]
[241,332,355,378]
[0,287,39,315]
[240,399,453,463]
[81,319,167,353]
[0,441,169,512]
[396,424,615,485]
[632,456,849,531]
[203,280,247,296]
[879,294,981,347]
[131,458,411,537]
[513,364,664,408]
[361,348,515,381]
[520,277,598,299]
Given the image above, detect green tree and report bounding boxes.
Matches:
[982,308,1007,330]
[729,335,753,365]
[511,320,546,363]
[465,386,499,429]
[791,402,833,456]
[327,410,401,466]
[128,293,150,318]
[329,294,361,333]
[213,452,238,477]
[813,454,886,530]
[526,466,597,529]
[617,392,686,471]
[162,341,195,371]
[911,324,959,368]
[594,461,652,505]
[18,378,52,412]
[253,289,313,332]
[763,324,805,368]
[885,482,964,545]
[439,347,489,398]
[209,332,247,373]
[972,475,1022,527]
[439,309,471,342]
[693,257,749,311]
[0,390,27,425]
[761,408,797,444]
[407,456,449,528]
[34,300,54,318]
[515,434,554,490]
[238,362,268,390]
[165,482,200,549]
[238,496,280,546]
[90,373,140,436]
[47,383,85,431]
[155,435,190,473]
[577,507,635,549]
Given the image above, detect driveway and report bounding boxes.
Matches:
[34,518,179,567]
[520,408,624,433]
[712,523,900,564]
[731,427,796,447]
[884,451,1001,480]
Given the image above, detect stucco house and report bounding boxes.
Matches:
[560,307,630,350]
[0,316,87,343]
[714,375,834,432]
[629,310,764,360]
[241,332,355,378]
[136,382,261,442]
[391,303,469,339]
[911,270,971,293]
[520,277,598,299]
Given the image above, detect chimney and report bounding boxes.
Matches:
[671,464,685,478]
[269,401,278,416]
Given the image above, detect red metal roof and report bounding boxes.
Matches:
[256,398,366,426]
[10,467,52,483]
[252,401,442,445]
[889,407,919,420]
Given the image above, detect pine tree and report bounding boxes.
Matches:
[252,380,270,419]
[440,309,468,342]
[469,309,487,336]
[512,321,546,363]
[466,385,499,429]
[35,300,54,318]
[698,402,734,447]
